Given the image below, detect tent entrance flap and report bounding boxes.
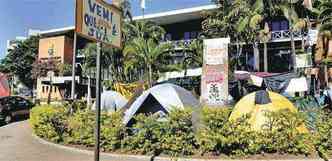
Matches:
[127,94,167,126]
[255,90,272,105]
[136,94,167,114]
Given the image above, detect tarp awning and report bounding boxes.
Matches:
[157,68,202,82]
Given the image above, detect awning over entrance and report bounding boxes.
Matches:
[40,76,80,85]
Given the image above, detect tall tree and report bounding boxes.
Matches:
[312,0,332,85]
[0,36,39,95]
[205,0,309,72]
[182,39,204,76]
[204,0,266,71]
[267,0,311,72]
[259,23,272,72]
[123,20,171,84]
[123,20,165,42]
[123,37,172,87]
[80,43,121,105]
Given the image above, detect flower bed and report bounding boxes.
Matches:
[29,104,332,160]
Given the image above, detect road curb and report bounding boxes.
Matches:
[32,133,325,161]
[31,133,155,160]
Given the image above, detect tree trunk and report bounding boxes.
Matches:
[236,41,239,70]
[31,81,35,102]
[239,45,243,70]
[264,42,268,72]
[148,64,152,87]
[184,63,188,78]
[184,52,188,78]
[325,64,328,87]
[290,29,297,72]
[87,75,92,108]
[253,42,260,71]
[301,29,305,51]
[47,85,52,104]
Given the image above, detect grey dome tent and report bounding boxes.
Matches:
[92,90,128,113]
[123,83,200,126]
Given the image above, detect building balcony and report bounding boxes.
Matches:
[165,39,196,50]
[164,29,308,51]
[270,30,308,42]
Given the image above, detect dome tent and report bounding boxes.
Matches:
[229,90,307,132]
[123,83,200,126]
[92,90,128,113]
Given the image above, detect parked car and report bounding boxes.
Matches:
[0,96,34,125]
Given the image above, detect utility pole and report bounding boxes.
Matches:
[71,33,77,100]
[94,42,102,161]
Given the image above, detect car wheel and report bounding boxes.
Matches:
[4,114,12,124]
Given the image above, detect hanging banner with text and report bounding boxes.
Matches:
[201,38,230,106]
[76,0,122,48]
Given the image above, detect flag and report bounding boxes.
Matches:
[140,0,146,9]
[302,0,313,10]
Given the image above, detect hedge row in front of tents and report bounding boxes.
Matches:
[29,104,332,160]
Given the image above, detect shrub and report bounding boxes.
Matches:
[100,112,125,152]
[160,108,197,156]
[197,107,232,155]
[63,100,88,113]
[122,114,162,155]
[197,107,262,156]
[123,108,197,156]
[197,108,314,157]
[67,110,95,146]
[30,105,69,143]
[30,104,331,159]
[261,109,314,155]
[313,111,332,161]
[219,114,259,156]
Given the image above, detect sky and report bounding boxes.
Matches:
[0,0,212,58]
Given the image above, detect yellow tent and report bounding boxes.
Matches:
[229,90,307,132]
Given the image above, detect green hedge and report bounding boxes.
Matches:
[122,109,196,156]
[30,105,69,143]
[30,105,332,159]
[313,111,332,160]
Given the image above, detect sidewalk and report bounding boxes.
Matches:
[0,121,138,161]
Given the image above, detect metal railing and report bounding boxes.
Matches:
[164,39,195,49]
[271,30,307,42]
[165,29,307,48]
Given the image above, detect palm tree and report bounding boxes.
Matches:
[182,39,203,77]
[314,0,332,56]
[293,18,308,50]
[80,43,116,106]
[312,0,332,85]
[122,20,171,85]
[204,0,263,71]
[123,20,165,42]
[270,0,301,72]
[248,0,266,71]
[205,0,307,73]
[123,37,172,87]
[80,44,95,107]
[259,23,272,72]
